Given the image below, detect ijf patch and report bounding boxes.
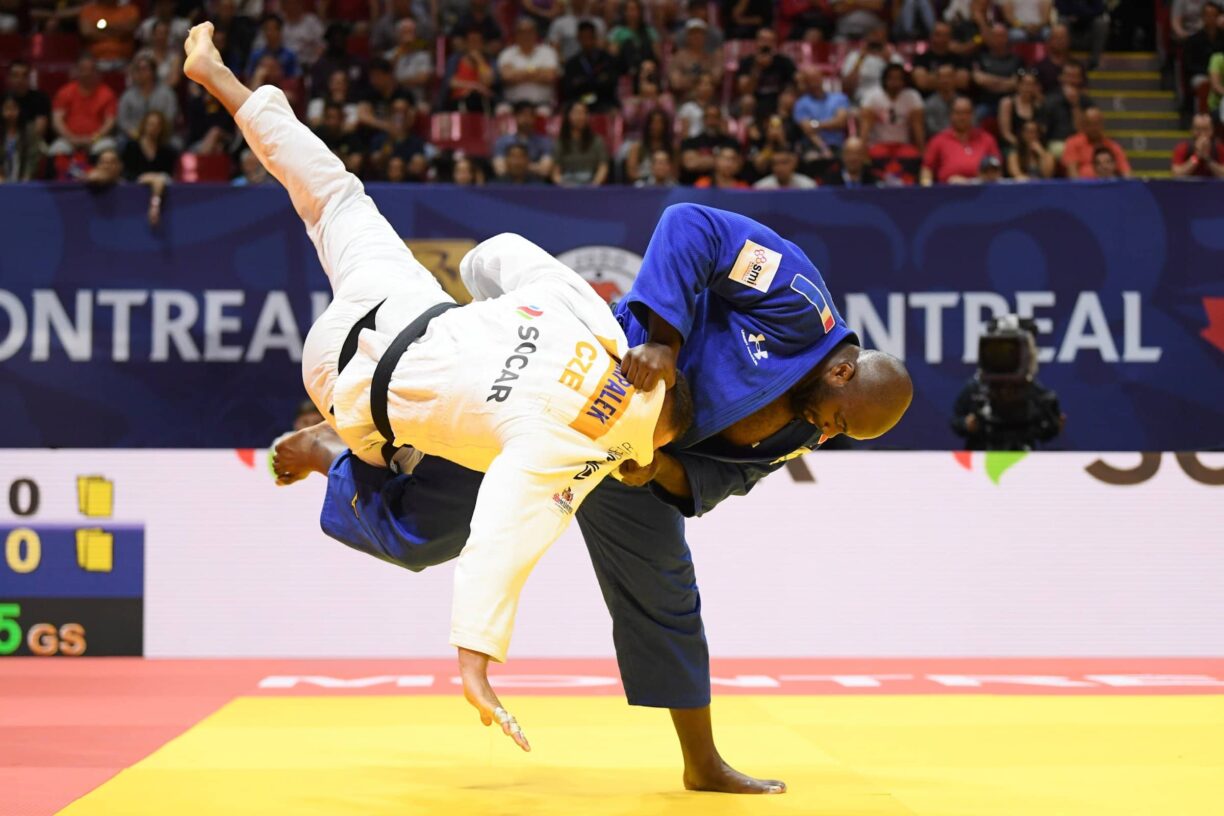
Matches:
[728,240,782,292]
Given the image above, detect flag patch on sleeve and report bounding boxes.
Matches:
[728,240,782,292]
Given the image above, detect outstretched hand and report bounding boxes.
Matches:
[619,342,677,392]
[457,647,530,752]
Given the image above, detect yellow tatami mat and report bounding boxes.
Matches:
[59,694,1224,815]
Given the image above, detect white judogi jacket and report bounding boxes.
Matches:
[331,236,665,661]
[233,86,663,662]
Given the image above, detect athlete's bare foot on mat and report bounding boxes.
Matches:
[683,760,786,794]
[272,421,346,485]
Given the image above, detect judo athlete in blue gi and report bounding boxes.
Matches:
[274,202,913,794]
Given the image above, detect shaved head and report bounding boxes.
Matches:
[791,343,913,441]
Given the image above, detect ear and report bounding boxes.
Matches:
[826,361,855,386]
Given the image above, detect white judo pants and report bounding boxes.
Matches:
[232,85,453,416]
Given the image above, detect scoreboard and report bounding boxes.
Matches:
[0,476,144,656]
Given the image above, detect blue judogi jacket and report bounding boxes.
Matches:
[615,203,856,517]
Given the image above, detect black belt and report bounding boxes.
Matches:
[369,301,459,467]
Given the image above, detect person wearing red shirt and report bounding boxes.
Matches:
[49,55,118,157]
[1061,105,1131,179]
[79,0,141,66]
[920,96,1001,184]
[1171,113,1224,179]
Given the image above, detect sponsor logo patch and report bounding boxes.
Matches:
[741,330,768,365]
[487,324,540,402]
[516,305,543,319]
[572,443,636,481]
[729,240,782,293]
[552,486,575,514]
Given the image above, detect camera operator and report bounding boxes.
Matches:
[952,315,1064,451]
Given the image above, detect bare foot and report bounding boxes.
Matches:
[183,22,224,86]
[272,421,346,486]
[683,760,786,795]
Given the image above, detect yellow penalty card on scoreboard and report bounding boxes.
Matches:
[77,476,114,517]
[75,529,114,572]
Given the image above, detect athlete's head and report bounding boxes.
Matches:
[790,341,912,442]
[653,371,694,449]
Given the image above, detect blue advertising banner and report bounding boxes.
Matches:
[0,181,1221,450]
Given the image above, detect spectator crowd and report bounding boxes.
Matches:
[0,0,1220,196]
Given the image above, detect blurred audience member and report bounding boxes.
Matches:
[184,82,236,154]
[232,148,273,186]
[385,19,434,104]
[522,0,563,40]
[635,148,677,186]
[795,64,850,154]
[247,14,301,79]
[1091,145,1121,179]
[121,110,176,225]
[1062,105,1130,178]
[452,154,484,184]
[446,29,496,112]
[841,24,899,102]
[695,144,749,188]
[79,0,140,68]
[499,18,561,108]
[1209,51,1224,121]
[945,0,995,57]
[912,21,970,94]
[924,63,959,134]
[1,94,44,182]
[1184,2,1224,115]
[5,62,51,140]
[1171,0,1209,42]
[118,55,179,144]
[492,101,555,179]
[779,0,833,43]
[679,102,739,183]
[452,0,505,56]
[247,53,300,108]
[1034,24,1076,92]
[273,0,325,66]
[307,70,359,129]
[669,19,723,99]
[550,0,607,62]
[314,102,366,174]
[1007,119,1056,179]
[86,146,124,187]
[860,63,925,160]
[373,0,420,51]
[624,108,675,185]
[139,19,186,89]
[972,24,1021,120]
[676,74,719,137]
[622,65,676,133]
[360,58,411,139]
[978,153,1003,182]
[997,71,1044,152]
[1001,0,1053,41]
[1055,0,1109,69]
[831,0,885,41]
[495,142,544,183]
[50,56,118,157]
[1171,113,1224,178]
[562,22,620,111]
[921,95,1001,184]
[726,0,774,40]
[609,0,661,75]
[672,0,724,52]
[894,0,937,41]
[551,100,609,185]
[747,113,797,176]
[753,148,816,188]
[137,0,191,48]
[311,23,364,92]
[373,98,432,175]
[820,136,880,186]
[736,28,796,116]
[1041,62,1092,153]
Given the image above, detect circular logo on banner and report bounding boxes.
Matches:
[556,246,643,304]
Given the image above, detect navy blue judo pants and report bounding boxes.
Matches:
[320,452,711,708]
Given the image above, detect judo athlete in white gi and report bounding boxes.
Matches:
[181,23,694,752]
